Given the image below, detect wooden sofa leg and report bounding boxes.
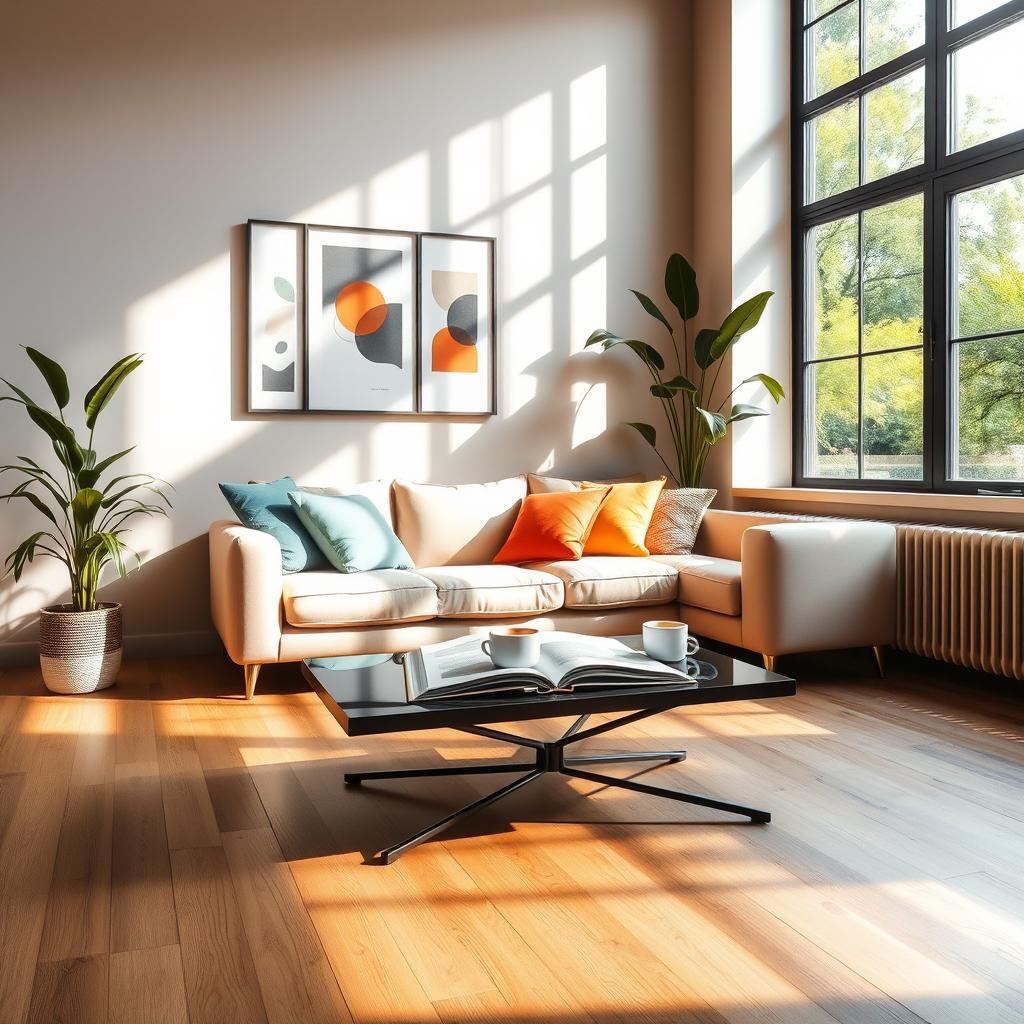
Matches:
[871,645,887,678]
[762,654,777,672]
[244,664,261,700]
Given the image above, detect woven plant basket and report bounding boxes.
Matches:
[39,602,122,694]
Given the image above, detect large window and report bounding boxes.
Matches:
[794,0,1024,492]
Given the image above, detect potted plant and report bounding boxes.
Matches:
[1,349,170,693]
[587,252,784,486]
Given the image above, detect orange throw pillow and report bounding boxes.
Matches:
[580,477,666,556]
[493,489,610,564]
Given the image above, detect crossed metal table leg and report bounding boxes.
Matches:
[344,709,771,864]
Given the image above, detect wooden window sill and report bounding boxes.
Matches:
[732,486,1024,515]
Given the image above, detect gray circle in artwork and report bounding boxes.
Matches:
[274,341,288,354]
[447,294,478,346]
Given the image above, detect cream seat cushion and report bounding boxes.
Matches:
[282,569,438,628]
[416,564,564,618]
[527,557,677,609]
[393,477,527,566]
[651,554,742,616]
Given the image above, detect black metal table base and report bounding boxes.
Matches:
[343,711,771,864]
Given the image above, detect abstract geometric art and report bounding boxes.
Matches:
[418,233,495,414]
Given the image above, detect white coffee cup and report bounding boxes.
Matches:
[482,626,541,669]
[642,620,698,662]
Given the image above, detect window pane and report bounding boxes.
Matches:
[865,0,925,70]
[951,18,1024,152]
[808,3,860,98]
[810,215,860,358]
[953,335,1024,480]
[807,0,849,22]
[807,98,859,202]
[865,68,926,183]
[953,171,1024,339]
[863,194,924,351]
[951,0,1013,27]
[808,359,860,477]
[863,349,924,479]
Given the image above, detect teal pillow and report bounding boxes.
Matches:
[218,477,328,573]
[288,491,414,573]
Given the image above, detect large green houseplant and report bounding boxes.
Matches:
[1,349,169,693]
[587,253,784,487]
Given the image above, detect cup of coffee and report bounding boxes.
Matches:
[642,620,698,663]
[482,626,541,668]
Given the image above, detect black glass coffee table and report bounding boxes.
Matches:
[302,638,795,863]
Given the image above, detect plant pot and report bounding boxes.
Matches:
[38,602,122,694]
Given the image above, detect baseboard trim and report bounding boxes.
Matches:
[0,629,221,667]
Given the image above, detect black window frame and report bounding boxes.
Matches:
[792,0,1024,494]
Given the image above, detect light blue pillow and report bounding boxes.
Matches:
[287,491,414,573]
[218,477,328,573]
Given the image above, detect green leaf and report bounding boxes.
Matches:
[694,329,719,369]
[623,340,665,372]
[24,348,70,409]
[661,374,696,393]
[1,486,61,529]
[273,276,295,302]
[21,401,78,455]
[664,253,699,322]
[727,403,769,423]
[696,407,728,443]
[0,376,37,406]
[71,488,104,530]
[740,372,785,403]
[629,290,674,336]
[711,291,773,360]
[625,421,657,447]
[84,354,143,430]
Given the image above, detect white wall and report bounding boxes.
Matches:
[730,0,793,489]
[0,0,693,660]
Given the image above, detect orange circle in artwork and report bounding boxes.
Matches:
[335,281,387,333]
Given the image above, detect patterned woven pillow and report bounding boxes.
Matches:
[644,488,717,555]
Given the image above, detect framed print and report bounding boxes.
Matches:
[418,233,496,415]
[306,225,417,413]
[248,220,304,411]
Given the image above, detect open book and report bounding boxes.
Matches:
[404,631,695,702]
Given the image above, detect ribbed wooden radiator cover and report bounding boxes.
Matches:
[896,525,1024,681]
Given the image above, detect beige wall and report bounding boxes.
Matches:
[0,0,695,660]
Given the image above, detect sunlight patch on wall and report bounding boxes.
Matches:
[367,421,430,480]
[370,151,430,229]
[449,121,497,226]
[502,93,552,195]
[502,185,552,300]
[504,294,552,414]
[570,66,607,161]
[294,185,364,228]
[571,382,607,449]
[570,256,607,352]
[570,155,607,261]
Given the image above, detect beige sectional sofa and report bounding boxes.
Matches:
[210,476,897,698]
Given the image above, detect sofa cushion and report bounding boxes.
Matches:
[416,564,564,618]
[527,472,647,494]
[651,554,742,616]
[527,556,677,609]
[493,489,610,564]
[282,569,438,628]
[302,479,395,529]
[645,487,717,555]
[393,477,527,566]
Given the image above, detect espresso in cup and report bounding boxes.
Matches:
[482,626,541,668]
[642,620,698,662]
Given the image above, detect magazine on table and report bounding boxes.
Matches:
[404,631,696,702]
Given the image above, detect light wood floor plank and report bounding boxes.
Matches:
[26,954,107,1024]
[108,944,190,1024]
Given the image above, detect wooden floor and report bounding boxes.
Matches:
[0,650,1022,1024]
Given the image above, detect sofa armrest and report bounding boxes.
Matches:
[209,520,283,664]
[740,520,896,656]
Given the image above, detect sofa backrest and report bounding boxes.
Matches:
[694,509,822,560]
[299,479,395,529]
[392,476,527,566]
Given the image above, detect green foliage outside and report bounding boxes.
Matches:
[809,0,1024,482]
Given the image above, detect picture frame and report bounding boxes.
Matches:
[247,219,305,412]
[417,232,497,416]
[305,223,418,414]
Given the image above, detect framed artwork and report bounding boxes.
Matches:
[305,224,417,414]
[417,233,496,415]
[247,220,304,411]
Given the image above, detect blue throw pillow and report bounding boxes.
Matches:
[287,491,414,573]
[218,477,328,573]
